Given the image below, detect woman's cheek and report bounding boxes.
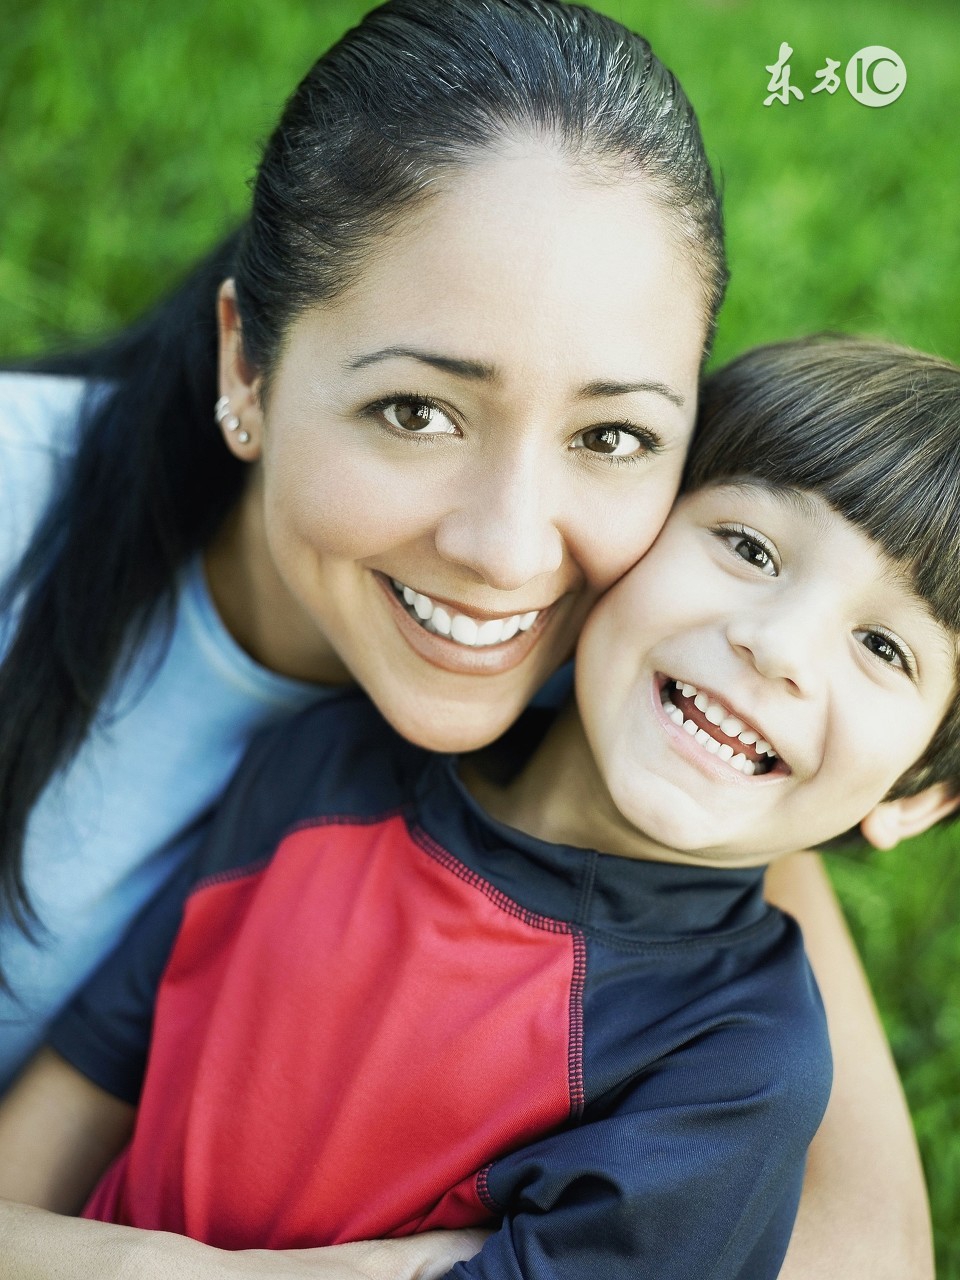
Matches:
[575,456,687,593]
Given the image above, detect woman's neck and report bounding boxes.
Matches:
[203,478,352,686]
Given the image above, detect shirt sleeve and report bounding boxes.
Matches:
[46,715,305,1104]
[445,1011,833,1280]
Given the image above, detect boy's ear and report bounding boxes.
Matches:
[860,783,960,850]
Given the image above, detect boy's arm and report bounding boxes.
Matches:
[441,1003,831,1280]
[765,851,935,1280]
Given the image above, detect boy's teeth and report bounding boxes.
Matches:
[390,579,539,648]
[664,679,779,776]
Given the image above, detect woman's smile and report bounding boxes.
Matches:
[387,574,545,648]
[375,571,565,677]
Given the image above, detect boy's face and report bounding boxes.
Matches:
[575,484,958,864]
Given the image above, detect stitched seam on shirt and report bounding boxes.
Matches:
[411,824,575,935]
[574,850,597,926]
[568,930,587,1120]
[572,911,783,953]
[192,855,273,895]
[285,806,410,837]
[191,809,410,894]
[476,1164,501,1213]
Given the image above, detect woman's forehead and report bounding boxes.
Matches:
[307,146,708,396]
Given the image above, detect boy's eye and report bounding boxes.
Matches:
[380,398,457,435]
[855,628,913,675]
[714,525,779,576]
[573,425,660,458]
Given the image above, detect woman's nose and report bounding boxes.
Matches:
[433,452,565,592]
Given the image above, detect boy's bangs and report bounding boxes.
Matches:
[686,337,960,632]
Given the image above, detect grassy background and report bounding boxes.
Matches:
[2,0,958,1270]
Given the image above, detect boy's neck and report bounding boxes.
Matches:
[462,700,700,866]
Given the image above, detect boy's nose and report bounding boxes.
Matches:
[434,452,565,592]
[725,604,821,697]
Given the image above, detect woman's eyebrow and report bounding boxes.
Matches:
[577,378,686,408]
[346,346,495,381]
[347,346,686,407]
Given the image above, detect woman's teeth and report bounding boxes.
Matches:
[662,679,779,777]
[391,579,539,648]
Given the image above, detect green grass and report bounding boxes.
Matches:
[2,0,958,1271]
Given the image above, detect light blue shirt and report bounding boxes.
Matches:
[0,374,328,1089]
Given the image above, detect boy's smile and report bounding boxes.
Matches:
[657,675,785,776]
[563,483,959,866]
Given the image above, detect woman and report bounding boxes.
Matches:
[0,1,931,1276]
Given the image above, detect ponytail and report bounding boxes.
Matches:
[0,232,245,937]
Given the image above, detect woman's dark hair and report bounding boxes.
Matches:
[685,334,960,800]
[1,0,726,941]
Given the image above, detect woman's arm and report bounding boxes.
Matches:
[765,852,934,1280]
[0,1204,485,1280]
[0,1049,485,1280]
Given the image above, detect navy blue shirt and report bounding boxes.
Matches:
[51,692,832,1278]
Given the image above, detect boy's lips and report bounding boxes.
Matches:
[656,674,791,778]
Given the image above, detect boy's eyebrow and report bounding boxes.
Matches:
[346,347,686,407]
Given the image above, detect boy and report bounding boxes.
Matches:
[3,336,958,1279]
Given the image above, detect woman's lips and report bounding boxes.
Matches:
[375,572,560,676]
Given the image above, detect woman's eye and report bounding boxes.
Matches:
[573,425,657,458]
[856,629,912,674]
[381,399,457,435]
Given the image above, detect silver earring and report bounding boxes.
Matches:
[214,395,241,433]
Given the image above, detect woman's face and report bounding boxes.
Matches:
[220,140,708,751]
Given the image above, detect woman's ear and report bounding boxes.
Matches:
[216,279,264,460]
[859,783,960,850]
